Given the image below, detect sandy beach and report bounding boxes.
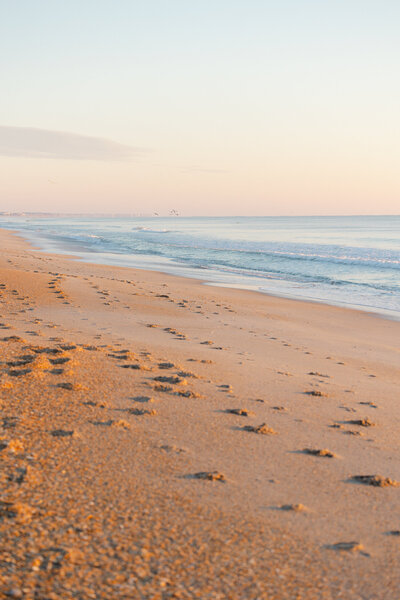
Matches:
[1,226,400,599]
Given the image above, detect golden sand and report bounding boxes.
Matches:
[1,228,400,599]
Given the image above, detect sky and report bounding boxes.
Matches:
[1,0,399,216]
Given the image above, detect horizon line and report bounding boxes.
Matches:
[1,212,399,219]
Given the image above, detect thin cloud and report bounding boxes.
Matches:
[0,126,148,161]
[181,165,229,174]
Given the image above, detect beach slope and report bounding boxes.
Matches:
[1,228,400,599]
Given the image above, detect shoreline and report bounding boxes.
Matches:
[4,225,400,323]
[1,227,400,598]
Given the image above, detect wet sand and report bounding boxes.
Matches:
[1,227,400,599]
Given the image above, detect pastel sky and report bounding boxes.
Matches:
[1,1,399,215]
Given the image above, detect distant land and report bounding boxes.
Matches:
[0,211,158,218]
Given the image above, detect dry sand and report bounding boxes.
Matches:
[0,227,400,599]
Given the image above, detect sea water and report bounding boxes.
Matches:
[1,215,399,317]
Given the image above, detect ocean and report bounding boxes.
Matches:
[1,215,399,318]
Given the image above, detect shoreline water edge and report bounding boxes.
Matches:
[1,215,399,319]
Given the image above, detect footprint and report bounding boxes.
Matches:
[160,445,186,454]
[326,542,369,556]
[302,448,336,458]
[226,408,253,417]
[7,466,28,484]
[276,504,307,512]
[2,417,19,429]
[243,423,277,435]
[127,408,156,416]
[308,372,330,378]
[120,363,150,371]
[187,358,213,364]
[190,471,226,482]
[51,429,75,437]
[304,390,328,397]
[218,384,233,392]
[132,396,154,403]
[91,420,130,429]
[32,346,62,355]
[0,501,34,523]
[346,418,375,427]
[359,402,378,409]
[153,375,187,385]
[8,368,32,377]
[7,355,34,367]
[49,357,71,365]
[83,401,107,408]
[351,475,399,487]
[175,390,202,399]
[56,382,76,391]
[176,370,198,379]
